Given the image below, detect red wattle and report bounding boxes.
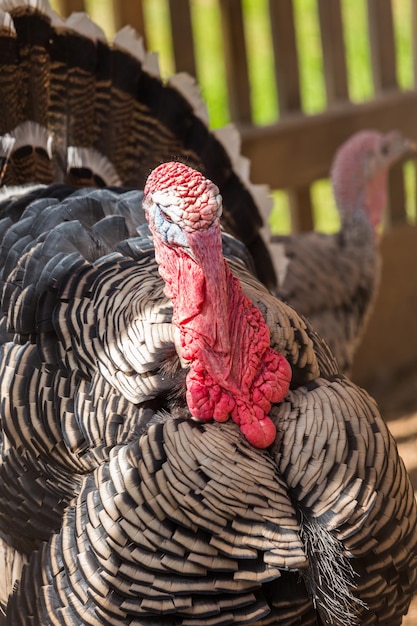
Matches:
[240,417,277,449]
[146,164,292,450]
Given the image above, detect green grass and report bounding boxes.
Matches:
[341,0,374,102]
[51,0,416,232]
[142,0,175,76]
[293,0,326,114]
[404,161,416,224]
[269,190,292,235]
[392,0,414,90]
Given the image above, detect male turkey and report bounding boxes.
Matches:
[0,162,416,625]
[271,130,412,374]
[0,1,417,625]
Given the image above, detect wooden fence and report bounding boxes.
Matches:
[53,0,417,394]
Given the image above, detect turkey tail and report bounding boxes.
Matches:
[0,0,276,288]
[0,0,56,132]
[3,121,53,185]
[0,9,20,133]
[0,134,14,184]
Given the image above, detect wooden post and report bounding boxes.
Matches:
[168,0,196,76]
[367,0,398,92]
[269,0,302,114]
[219,0,252,123]
[111,0,147,42]
[317,0,349,104]
[388,163,407,225]
[268,0,313,231]
[54,0,85,16]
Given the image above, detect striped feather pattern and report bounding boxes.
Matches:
[0,185,414,625]
[0,2,415,624]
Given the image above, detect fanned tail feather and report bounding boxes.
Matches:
[0,0,277,287]
[0,133,15,183]
[3,120,53,185]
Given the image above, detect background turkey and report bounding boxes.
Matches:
[271,129,413,375]
[0,1,417,625]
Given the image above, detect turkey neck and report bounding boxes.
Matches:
[339,169,388,244]
[152,218,291,449]
[154,222,232,365]
[153,221,272,394]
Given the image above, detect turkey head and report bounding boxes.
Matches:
[143,161,292,448]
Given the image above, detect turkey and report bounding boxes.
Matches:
[0,1,417,625]
[0,163,415,625]
[271,130,412,374]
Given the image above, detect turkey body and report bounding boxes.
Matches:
[0,1,416,624]
[0,183,415,626]
[271,224,380,375]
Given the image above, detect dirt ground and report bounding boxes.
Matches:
[368,368,417,625]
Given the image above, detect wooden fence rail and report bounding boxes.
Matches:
[52,0,417,391]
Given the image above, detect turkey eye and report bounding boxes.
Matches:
[160,207,173,222]
[380,143,389,156]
